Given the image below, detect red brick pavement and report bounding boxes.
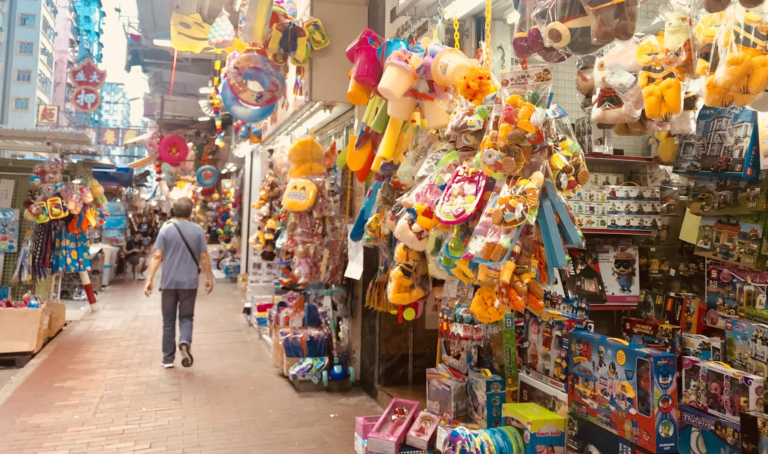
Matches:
[0,278,380,453]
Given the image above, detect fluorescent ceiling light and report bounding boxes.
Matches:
[198,116,210,121]
[199,87,214,94]
[221,168,229,174]
[443,0,484,19]
[302,109,333,132]
[504,7,519,24]
[153,39,172,48]
[72,178,82,184]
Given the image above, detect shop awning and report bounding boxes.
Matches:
[0,127,97,155]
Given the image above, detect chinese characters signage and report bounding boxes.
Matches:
[36,104,59,125]
[70,58,106,112]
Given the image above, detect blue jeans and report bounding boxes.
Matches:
[161,289,197,364]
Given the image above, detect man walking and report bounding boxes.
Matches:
[144,197,213,368]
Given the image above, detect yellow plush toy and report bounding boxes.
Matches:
[288,138,325,178]
[387,243,425,305]
[637,33,683,121]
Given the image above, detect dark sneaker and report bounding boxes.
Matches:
[179,342,193,367]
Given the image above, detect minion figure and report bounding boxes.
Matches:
[613,252,636,293]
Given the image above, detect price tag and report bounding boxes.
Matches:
[443,278,459,298]
[289,315,303,327]
[669,268,676,277]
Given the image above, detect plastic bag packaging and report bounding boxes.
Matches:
[711,4,768,107]
[426,228,452,279]
[591,38,643,128]
[637,32,684,121]
[436,163,488,225]
[662,8,696,81]
[510,0,570,62]
[693,12,724,79]
[580,0,640,45]
[387,241,429,305]
[534,0,606,56]
[447,104,491,152]
[479,65,551,179]
[414,140,455,182]
[544,105,590,196]
[575,56,596,113]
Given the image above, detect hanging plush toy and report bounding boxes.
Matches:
[591,39,643,128]
[387,243,426,305]
[637,33,683,122]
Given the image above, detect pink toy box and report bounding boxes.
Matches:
[354,415,380,454]
[367,398,421,454]
[405,411,439,450]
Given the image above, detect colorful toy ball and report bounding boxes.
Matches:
[196,165,219,187]
[218,220,226,228]
[29,175,42,187]
[221,213,229,221]
[212,193,220,201]
[158,134,189,165]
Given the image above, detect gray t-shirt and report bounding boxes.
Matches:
[154,220,206,290]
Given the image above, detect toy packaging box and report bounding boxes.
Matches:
[521,308,590,393]
[404,411,439,450]
[740,410,768,454]
[568,331,678,454]
[695,217,768,270]
[636,290,688,327]
[690,175,768,216]
[355,415,380,454]
[596,242,640,306]
[564,249,607,305]
[518,373,568,418]
[681,358,765,423]
[440,338,478,374]
[566,413,653,454]
[682,334,724,361]
[367,398,421,454]
[503,403,565,454]
[679,404,741,454]
[622,317,682,355]
[675,106,760,180]
[726,319,768,373]
[426,366,468,420]
[468,368,506,429]
[705,260,768,328]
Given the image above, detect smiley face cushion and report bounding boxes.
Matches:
[282,178,318,212]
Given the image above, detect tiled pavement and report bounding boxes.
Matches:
[0,277,381,453]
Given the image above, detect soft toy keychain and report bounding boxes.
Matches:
[637,33,683,121]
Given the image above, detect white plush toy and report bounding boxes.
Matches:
[591,38,644,127]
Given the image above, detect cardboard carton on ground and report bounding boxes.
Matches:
[43,301,66,340]
[0,307,46,354]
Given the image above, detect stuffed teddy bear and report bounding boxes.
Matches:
[637,33,683,121]
[287,138,325,178]
[712,6,768,106]
[591,40,643,127]
[535,0,606,56]
[575,57,596,113]
[580,0,640,45]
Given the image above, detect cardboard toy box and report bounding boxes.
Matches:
[622,317,682,355]
[690,175,768,216]
[440,338,478,375]
[426,366,467,420]
[568,331,678,454]
[596,242,640,305]
[705,260,768,329]
[504,403,566,454]
[636,290,688,327]
[682,334,724,361]
[740,410,768,454]
[726,319,768,372]
[676,106,760,180]
[518,373,568,418]
[566,413,653,454]
[0,307,47,354]
[681,358,764,423]
[43,301,66,340]
[521,308,590,393]
[680,405,741,454]
[468,368,506,428]
[367,398,420,454]
[695,217,768,270]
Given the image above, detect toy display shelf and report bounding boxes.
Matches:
[581,228,653,236]
[585,154,657,170]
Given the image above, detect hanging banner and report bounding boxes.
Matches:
[100,128,121,146]
[72,86,102,112]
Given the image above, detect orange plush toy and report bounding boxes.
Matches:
[637,33,682,121]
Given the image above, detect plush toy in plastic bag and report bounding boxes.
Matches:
[669,92,701,135]
[575,56,596,113]
[387,241,427,305]
[535,0,606,56]
[510,0,570,62]
[662,9,696,81]
[637,33,683,121]
[693,12,724,78]
[591,38,644,130]
[545,105,590,196]
[580,0,640,45]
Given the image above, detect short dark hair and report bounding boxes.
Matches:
[173,197,194,219]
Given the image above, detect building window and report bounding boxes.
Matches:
[17,41,33,55]
[15,69,31,83]
[19,14,35,27]
[40,47,53,68]
[13,98,29,111]
[38,74,51,94]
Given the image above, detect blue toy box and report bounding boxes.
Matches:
[680,405,741,454]
[568,331,678,454]
[567,413,653,454]
[468,368,506,428]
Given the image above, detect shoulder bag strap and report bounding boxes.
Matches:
[172,223,201,273]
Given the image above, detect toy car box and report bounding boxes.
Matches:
[503,403,565,454]
[740,410,768,454]
[695,217,768,270]
[681,358,764,423]
[675,106,760,180]
[690,175,768,216]
[568,331,678,454]
[468,368,506,429]
[521,308,590,393]
[622,317,682,355]
[518,373,568,418]
[682,334,724,361]
[566,413,653,454]
[426,366,467,420]
[680,404,741,454]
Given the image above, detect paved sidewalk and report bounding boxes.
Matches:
[0,277,380,453]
